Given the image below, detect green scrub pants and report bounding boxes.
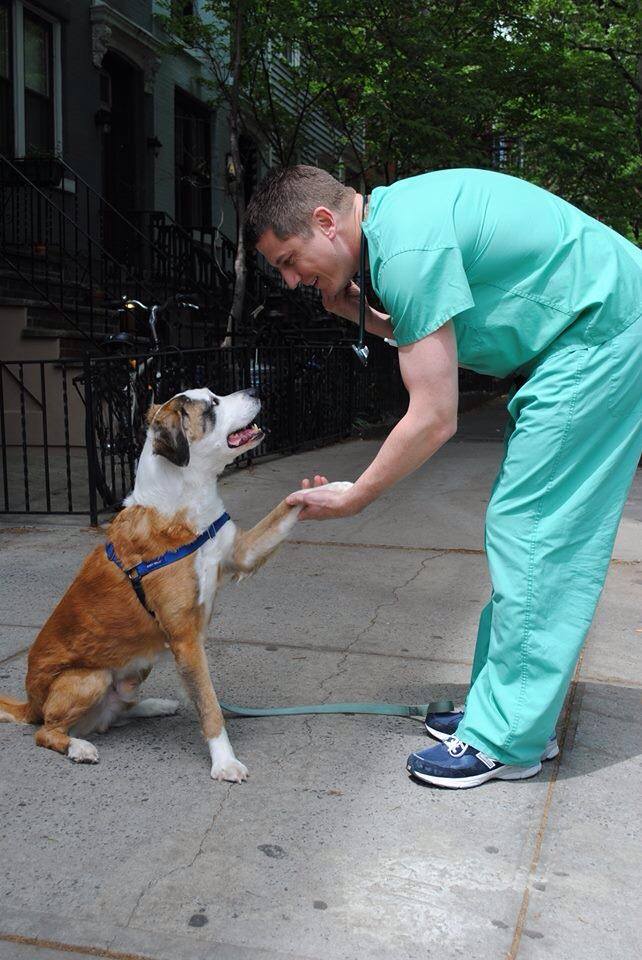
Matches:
[456,315,642,765]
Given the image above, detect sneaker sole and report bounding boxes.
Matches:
[425,724,560,763]
[408,761,543,789]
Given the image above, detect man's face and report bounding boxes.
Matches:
[256,208,356,297]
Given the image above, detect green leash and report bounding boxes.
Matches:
[219,698,454,720]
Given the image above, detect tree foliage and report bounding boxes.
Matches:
[160,0,640,240]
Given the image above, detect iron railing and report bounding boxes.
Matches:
[0,153,158,346]
[135,209,329,345]
[0,356,88,514]
[81,339,407,523]
[0,339,409,522]
[0,342,501,523]
[0,153,338,349]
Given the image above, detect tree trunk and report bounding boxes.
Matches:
[221,1,246,348]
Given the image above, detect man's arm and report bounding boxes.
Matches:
[287,321,459,519]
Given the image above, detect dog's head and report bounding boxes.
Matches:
[147,387,263,471]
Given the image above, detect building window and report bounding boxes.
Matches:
[0,2,11,154]
[2,2,62,157]
[175,87,211,227]
[24,10,54,153]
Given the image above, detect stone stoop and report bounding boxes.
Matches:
[0,299,95,361]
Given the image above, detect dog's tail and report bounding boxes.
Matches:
[0,694,37,724]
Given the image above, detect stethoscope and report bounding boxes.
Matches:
[352,193,370,367]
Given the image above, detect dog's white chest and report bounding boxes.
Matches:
[194,535,227,619]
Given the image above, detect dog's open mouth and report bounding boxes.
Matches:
[227,422,264,449]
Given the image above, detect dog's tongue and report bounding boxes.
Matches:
[227,426,258,448]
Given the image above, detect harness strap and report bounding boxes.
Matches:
[105,511,231,618]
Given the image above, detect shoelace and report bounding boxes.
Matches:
[445,736,467,757]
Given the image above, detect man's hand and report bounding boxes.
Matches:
[322,280,361,323]
[286,476,360,521]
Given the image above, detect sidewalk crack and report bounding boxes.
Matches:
[318,551,446,699]
[125,785,232,928]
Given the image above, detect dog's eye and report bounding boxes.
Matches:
[211,396,220,406]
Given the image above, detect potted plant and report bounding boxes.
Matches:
[13,150,64,188]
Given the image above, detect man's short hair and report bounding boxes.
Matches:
[245,165,355,249]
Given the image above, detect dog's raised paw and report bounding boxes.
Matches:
[68,738,99,764]
[321,481,353,493]
[211,758,249,783]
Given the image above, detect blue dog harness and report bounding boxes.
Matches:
[105,511,231,618]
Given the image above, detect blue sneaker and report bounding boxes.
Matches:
[424,708,464,740]
[407,736,542,789]
[424,708,560,762]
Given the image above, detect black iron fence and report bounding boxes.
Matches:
[1,341,501,524]
[0,355,87,514]
[0,339,409,523]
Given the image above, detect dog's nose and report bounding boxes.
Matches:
[246,387,261,400]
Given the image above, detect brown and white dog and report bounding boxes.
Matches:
[0,387,351,782]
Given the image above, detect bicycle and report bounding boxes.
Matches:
[73,293,200,508]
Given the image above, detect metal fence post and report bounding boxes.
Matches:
[288,345,297,451]
[83,354,99,527]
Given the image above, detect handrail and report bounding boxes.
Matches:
[0,154,155,289]
[0,250,101,348]
[136,209,234,287]
[0,152,161,344]
[55,156,172,266]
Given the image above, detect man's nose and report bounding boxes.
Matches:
[282,269,300,290]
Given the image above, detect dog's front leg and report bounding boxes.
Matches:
[231,482,353,579]
[171,634,247,783]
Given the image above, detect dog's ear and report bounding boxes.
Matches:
[146,403,161,426]
[151,399,190,467]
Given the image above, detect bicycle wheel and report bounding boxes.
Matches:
[86,364,140,509]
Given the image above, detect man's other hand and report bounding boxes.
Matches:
[322,280,361,323]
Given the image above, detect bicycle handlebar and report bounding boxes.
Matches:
[111,294,200,314]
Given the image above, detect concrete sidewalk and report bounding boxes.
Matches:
[0,400,640,960]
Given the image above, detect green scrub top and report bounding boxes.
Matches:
[361,169,642,377]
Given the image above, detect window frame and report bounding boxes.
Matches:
[0,1,13,155]
[11,0,62,157]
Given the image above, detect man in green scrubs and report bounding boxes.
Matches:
[245,165,642,789]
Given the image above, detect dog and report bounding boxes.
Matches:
[0,387,351,782]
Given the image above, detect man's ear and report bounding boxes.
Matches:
[312,205,336,238]
[150,400,190,467]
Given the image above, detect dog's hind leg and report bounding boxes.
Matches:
[34,668,111,763]
[116,698,180,724]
